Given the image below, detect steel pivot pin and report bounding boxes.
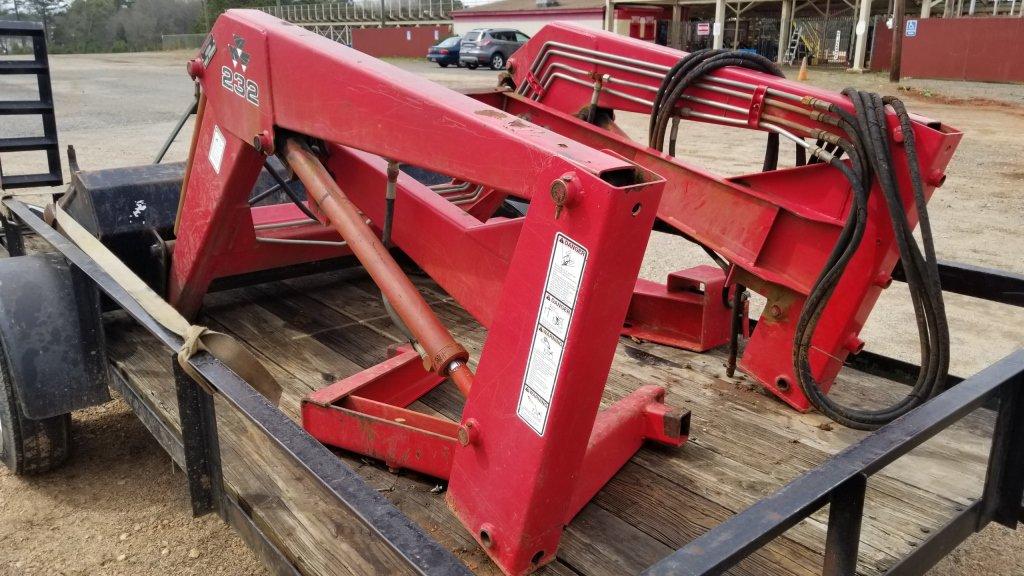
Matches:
[550,172,579,219]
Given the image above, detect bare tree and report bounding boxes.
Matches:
[23,0,66,30]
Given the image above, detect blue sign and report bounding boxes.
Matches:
[906,19,918,37]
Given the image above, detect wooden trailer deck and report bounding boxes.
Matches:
[103,267,995,576]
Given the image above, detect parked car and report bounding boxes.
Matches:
[458,28,530,70]
[426,36,461,68]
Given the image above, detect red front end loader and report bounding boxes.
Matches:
[0,11,962,575]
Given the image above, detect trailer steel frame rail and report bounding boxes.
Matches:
[4,197,1023,575]
[3,199,472,576]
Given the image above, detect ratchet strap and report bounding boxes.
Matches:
[51,202,282,406]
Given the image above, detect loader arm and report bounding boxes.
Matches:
[169,11,645,317]
[172,11,680,576]
[494,24,961,412]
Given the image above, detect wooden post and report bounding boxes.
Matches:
[890,0,904,82]
[778,0,793,63]
[713,0,726,48]
[850,0,872,71]
[670,4,682,49]
[732,5,741,48]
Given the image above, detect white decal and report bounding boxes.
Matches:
[131,199,147,219]
[516,233,588,436]
[208,125,226,174]
[221,65,260,107]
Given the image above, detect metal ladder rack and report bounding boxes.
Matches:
[0,20,62,190]
[783,24,802,65]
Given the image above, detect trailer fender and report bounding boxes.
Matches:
[0,253,110,419]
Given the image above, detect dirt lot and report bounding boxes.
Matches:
[1,51,1022,575]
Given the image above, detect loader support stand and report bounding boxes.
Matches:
[174,359,224,518]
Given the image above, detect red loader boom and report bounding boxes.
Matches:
[172,11,959,575]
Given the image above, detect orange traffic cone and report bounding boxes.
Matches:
[797,56,809,82]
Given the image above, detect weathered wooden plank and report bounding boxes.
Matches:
[105,319,415,575]
[598,342,985,570]
[103,271,997,576]
[195,282,576,575]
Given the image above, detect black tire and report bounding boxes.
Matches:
[466,63,478,70]
[439,62,449,68]
[489,53,505,70]
[0,341,71,476]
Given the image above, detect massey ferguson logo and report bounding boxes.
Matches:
[221,34,259,107]
[229,35,251,72]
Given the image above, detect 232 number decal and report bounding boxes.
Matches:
[221,66,259,107]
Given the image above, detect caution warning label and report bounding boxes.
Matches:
[517,233,588,436]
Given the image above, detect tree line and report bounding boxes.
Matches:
[0,0,317,53]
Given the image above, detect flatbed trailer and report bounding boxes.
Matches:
[4,199,1022,576]
[3,14,1024,576]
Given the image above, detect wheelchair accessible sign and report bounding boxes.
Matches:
[906,19,918,37]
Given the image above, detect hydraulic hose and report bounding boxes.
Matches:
[648,49,793,374]
[647,51,948,429]
[648,49,793,171]
[793,90,949,430]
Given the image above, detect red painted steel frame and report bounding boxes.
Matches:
[170,11,959,573]
[302,345,458,478]
[497,24,961,411]
[174,11,687,575]
[623,265,735,351]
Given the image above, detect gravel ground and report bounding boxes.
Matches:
[0,51,1021,575]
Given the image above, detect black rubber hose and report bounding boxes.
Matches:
[726,284,746,378]
[648,50,793,171]
[651,50,784,147]
[793,90,949,430]
[647,55,948,430]
[247,183,283,205]
[647,50,791,383]
[260,160,320,222]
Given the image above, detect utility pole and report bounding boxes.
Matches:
[889,0,904,82]
[777,0,792,63]
[732,5,740,48]
[713,0,725,49]
[670,4,681,49]
[850,0,871,71]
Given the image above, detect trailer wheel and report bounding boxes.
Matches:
[0,342,71,476]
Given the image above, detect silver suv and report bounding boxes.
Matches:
[458,28,530,70]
